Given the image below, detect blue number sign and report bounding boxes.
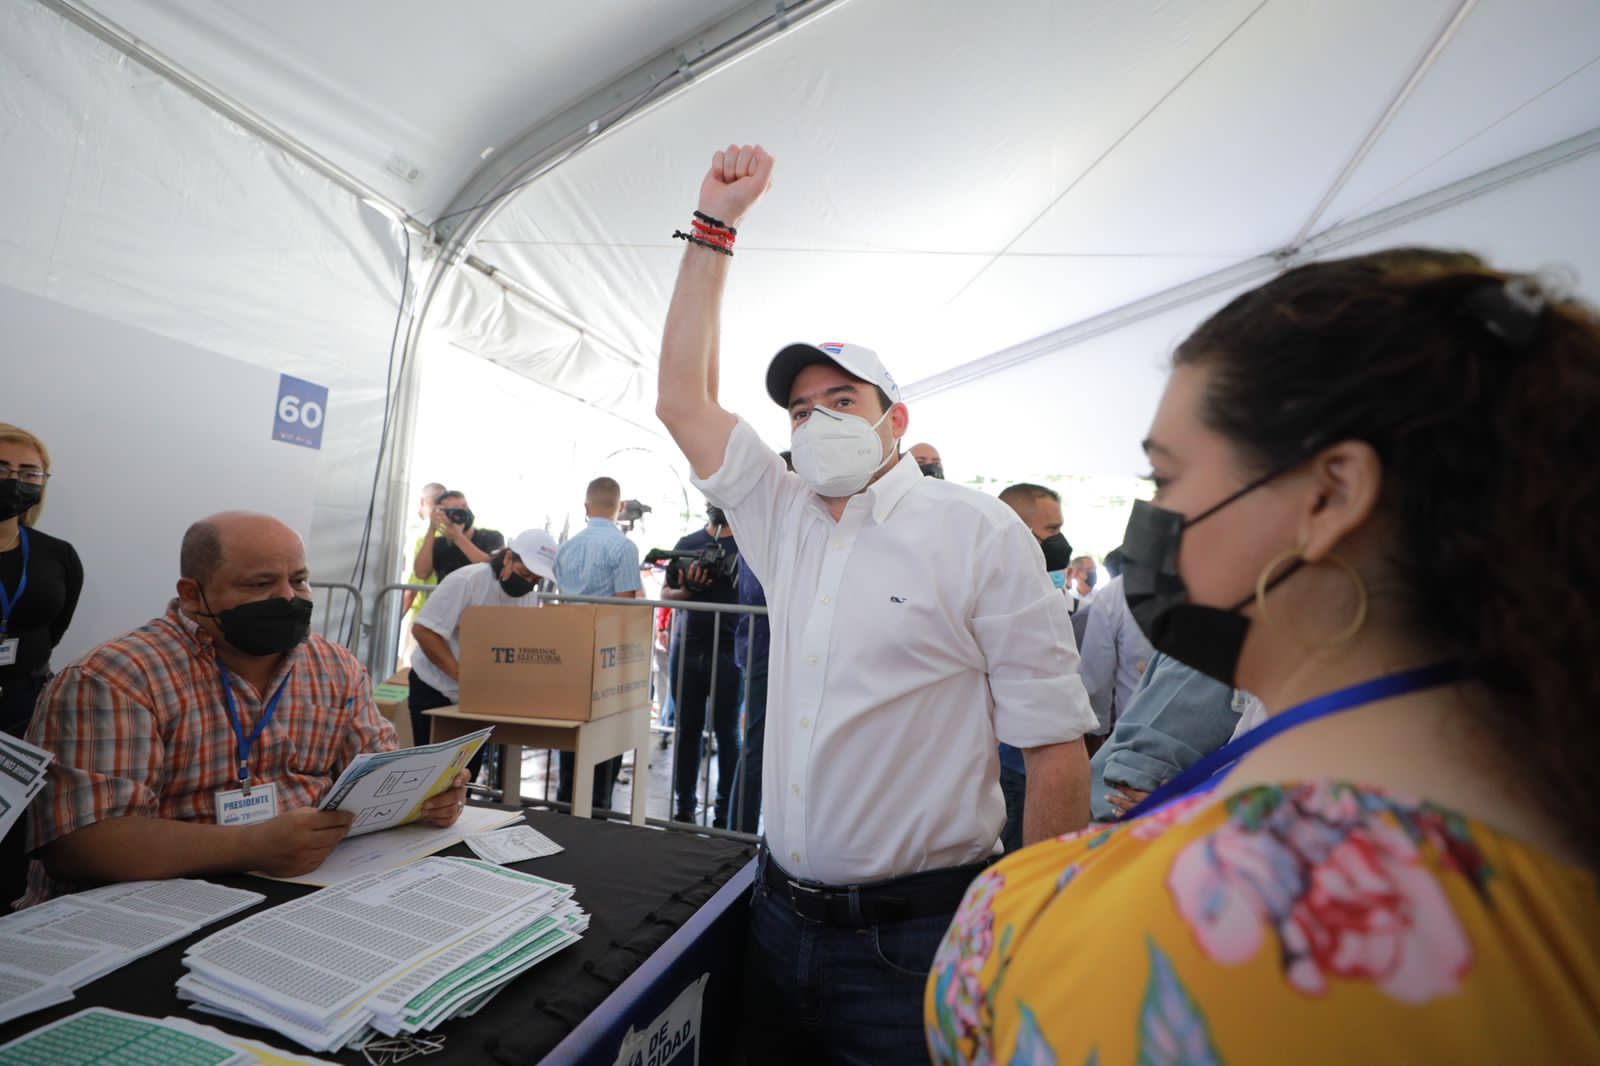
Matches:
[273,374,328,450]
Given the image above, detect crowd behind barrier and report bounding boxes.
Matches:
[368,580,769,837]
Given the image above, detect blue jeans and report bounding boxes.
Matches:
[741,865,952,1065]
[999,766,1027,854]
[731,656,768,834]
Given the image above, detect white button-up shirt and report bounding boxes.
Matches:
[694,419,1096,884]
[410,562,541,700]
[1077,574,1156,735]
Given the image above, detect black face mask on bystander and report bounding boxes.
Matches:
[0,481,41,522]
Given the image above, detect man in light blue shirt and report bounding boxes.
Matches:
[553,476,644,812]
[1090,652,1243,822]
[1078,569,1155,737]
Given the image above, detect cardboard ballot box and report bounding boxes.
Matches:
[459,604,652,722]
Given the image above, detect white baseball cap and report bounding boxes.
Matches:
[508,529,559,581]
[765,341,902,409]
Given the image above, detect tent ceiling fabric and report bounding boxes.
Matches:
[81,0,757,218]
[457,0,1600,464]
[30,0,1600,483]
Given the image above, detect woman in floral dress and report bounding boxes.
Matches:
[926,249,1600,1064]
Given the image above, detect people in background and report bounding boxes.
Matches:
[1088,651,1246,821]
[0,423,83,912]
[1077,542,1155,740]
[1066,553,1097,604]
[413,489,504,586]
[731,450,790,835]
[997,483,1073,590]
[928,249,1600,1063]
[410,529,558,782]
[554,477,644,813]
[909,441,945,478]
[656,144,1095,1064]
[400,481,446,618]
[21,512,467,908]
[661,504,742,828]
[996,481,1078,853]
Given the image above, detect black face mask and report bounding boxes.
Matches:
[493,550,539,598]
[1120,470,1297,687]
[1039,532,1074,572]
[200,592,314,657]
[918,461,945,480]
[0,481,42,521]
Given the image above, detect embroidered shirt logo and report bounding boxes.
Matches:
[889,595,907,604]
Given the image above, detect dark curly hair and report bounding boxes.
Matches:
[1175,248,1600,867]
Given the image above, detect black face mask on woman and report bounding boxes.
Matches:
[1119,469,1297,687]
[0,481,42,521]
[199,592,314,657]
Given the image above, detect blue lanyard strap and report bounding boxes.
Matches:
[217,656,292,792]
[0,527,30,636]
[1124,661,1466,820]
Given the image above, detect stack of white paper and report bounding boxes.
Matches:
[177,857,586,1053]
[0,1007,337,1065]
[0,732,52,845]
[0,880,265,1026]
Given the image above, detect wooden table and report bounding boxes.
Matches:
[424,704,651,824]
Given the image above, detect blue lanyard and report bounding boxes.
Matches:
[1123,661,1466,821]
[0,527,29,637]
[217,657,292,794]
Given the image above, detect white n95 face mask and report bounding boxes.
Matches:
[790,405,897,497]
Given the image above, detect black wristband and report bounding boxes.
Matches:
[693,210,737,236]
[673,230,733,257]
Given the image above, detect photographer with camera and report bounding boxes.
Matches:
[413,489,504,585]
[658,504,742,827]
[553,477,644,814]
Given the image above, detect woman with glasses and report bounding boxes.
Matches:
[0,422,82,910]
[925,251,1600,1063]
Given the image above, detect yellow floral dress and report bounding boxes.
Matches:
[925,781,1600,1064]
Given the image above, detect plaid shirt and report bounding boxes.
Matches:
[21,600,396,906]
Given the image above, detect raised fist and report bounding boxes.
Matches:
[698,144,774,229]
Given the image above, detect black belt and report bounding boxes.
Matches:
[757,847,990,929]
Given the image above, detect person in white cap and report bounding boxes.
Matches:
[408,529,558,779]
[655,144,1097,1065]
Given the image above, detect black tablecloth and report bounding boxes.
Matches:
[0,809,755,1064]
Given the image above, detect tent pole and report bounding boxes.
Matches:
[30,0,428,241]
[1288,0,1479,247]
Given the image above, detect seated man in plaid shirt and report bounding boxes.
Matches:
[18,512,468,907]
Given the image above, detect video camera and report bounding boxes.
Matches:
[619,498,651,532]
[645,542,739,587]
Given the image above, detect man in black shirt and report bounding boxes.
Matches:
[413,489,504,585]
[661,506,741,827]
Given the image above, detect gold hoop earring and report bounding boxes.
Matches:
[1253,549,1369,650]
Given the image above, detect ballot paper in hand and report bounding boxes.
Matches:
[318,728,493,837]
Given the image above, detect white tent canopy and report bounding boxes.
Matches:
[4,0,1598,659]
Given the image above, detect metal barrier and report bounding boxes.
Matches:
[367,581,766,842]
[308,581,363,653]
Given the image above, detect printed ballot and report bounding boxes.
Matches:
[0,731,51,846]
[318,728,492,836]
